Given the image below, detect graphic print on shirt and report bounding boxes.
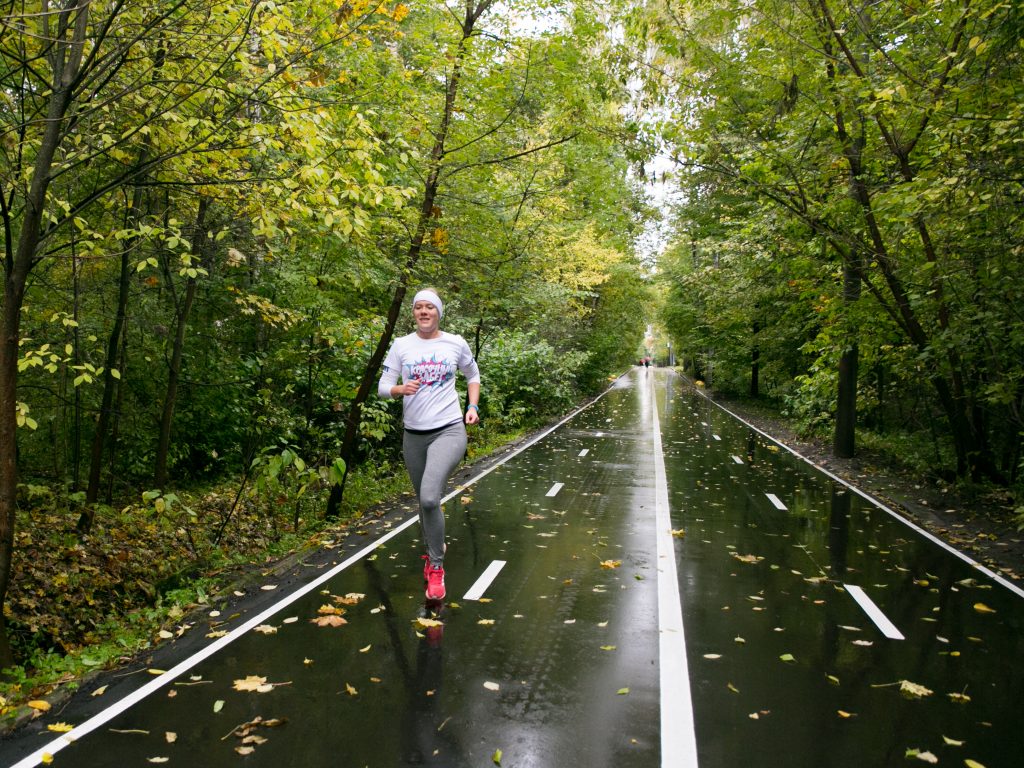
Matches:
[405,355,455,388]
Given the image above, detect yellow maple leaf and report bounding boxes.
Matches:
[232,676,274,693]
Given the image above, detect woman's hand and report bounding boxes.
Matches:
[465,405,480,425]
[394,380,421,397]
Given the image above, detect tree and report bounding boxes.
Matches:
[633,0,1024,479]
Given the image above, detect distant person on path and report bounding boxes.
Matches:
[377,289,481,601]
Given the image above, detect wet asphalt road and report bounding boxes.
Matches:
[4,368,1023,767]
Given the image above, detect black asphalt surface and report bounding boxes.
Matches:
[2,368,1022,767]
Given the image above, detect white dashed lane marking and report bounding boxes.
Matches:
[546,482,564,497]
[463,560,507,601]
[765,493,788,510]
[844,584,905,640]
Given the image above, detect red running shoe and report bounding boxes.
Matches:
[425,564,446,601]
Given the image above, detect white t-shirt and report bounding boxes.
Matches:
[377,331,481,431]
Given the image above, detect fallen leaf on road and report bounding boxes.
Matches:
[46,723,73,733]
[334,593,366,605]
[899,680,933,699]
[233,676,275,693]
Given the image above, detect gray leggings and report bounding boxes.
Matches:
[403,421,466,567]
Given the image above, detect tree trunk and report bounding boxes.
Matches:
[154,197,209,488]
[0,0,91,666]
[325,1,494,518]
[834,344,858,458]
[81,235,133,524]
[750,320,760,398]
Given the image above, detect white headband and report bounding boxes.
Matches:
[412,289,443,319]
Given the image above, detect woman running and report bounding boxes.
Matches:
[377,289,481,600]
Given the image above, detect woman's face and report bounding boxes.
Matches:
[413,300,440,335]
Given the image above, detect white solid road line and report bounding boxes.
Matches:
[765,492,788,510]
[545,482,564,497]
[463,560,507,601]
[651,374,699,768]
[14,376,635,768]
[844,584,906,640]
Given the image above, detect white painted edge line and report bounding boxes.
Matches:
[686,379,1024,601]
[651,375,699,767]
[579,448,590,457]
[712,434,721,441]
[844,584,905,640]
[15,374,633,768]
[546,482,565,497]
[765,493,788,511]
[463,560,507,601]
[731,455,744,465]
